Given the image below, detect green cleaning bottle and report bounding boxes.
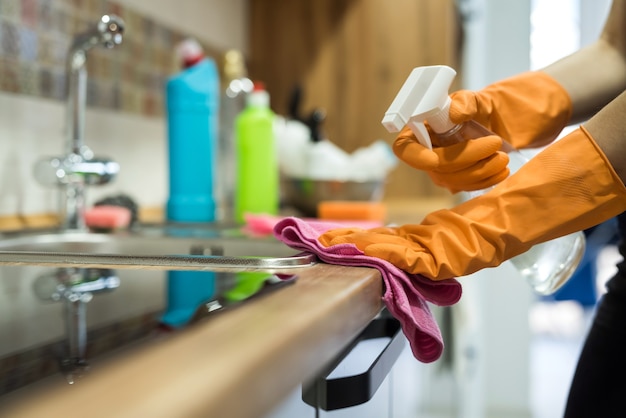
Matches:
[234,82,279,223]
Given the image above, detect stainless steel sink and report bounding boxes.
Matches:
[0,225,316,272]
[0,224,315,386]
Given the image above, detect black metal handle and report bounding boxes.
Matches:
[302,312,405,411]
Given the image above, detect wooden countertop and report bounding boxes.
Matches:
[2,264,383,418]
[0,197,453,417]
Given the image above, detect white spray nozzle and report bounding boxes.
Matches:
[381,65,457,149]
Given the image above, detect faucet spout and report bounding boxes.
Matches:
[33,14,126,231]
[66,15,124,156]
[71,14,124,53]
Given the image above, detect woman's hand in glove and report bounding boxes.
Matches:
[320,127,626,280]
[448,71,572,149]
[392,126,510,193]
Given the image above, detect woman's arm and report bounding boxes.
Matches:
[543,0,626,123]
[585,90,626,182]
[542,0,626,184]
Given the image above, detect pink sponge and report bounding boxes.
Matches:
[84,205,132,231]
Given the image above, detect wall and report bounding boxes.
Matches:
[459,0,531,90]
[0,0,247,224]
[580,0,612,46]
[115,0,247,54]
[452,1,534,417]
[472,1,533,416]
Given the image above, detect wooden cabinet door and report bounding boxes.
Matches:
[248,0,462,199]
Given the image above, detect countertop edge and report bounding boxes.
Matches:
[2,263,384,418]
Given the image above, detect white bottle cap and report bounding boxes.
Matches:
[176,38,204,68]
[247,81,270,107]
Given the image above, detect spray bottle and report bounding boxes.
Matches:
[382,65,585,295]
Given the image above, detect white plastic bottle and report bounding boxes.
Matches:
[382,65,586,295]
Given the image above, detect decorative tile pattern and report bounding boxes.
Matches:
[0,0,21,24]
[0,0,197,118]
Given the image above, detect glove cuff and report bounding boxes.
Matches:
[486,71,573,148]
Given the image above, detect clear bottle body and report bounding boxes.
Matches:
[432,120,586,295]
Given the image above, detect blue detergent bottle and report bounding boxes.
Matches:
[166,39,219,222]
[162,39,219,328]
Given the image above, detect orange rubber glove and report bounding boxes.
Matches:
[449,71,572,149]
[320,126,626,280]
[392,125,510,193]
[391,72,570,193]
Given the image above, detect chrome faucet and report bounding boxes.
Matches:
[35,15,125,230]
[31,14,126,383]
[29,15,126,384]
[33,268,121,384]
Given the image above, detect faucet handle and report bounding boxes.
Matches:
[73,157,120,185]
[34,155,120,187]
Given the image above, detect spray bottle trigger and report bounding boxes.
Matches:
[407,120,432,150]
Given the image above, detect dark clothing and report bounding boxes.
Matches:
[564,212,626,418]
[549,218,619,306]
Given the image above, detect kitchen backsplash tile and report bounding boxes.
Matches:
[0,0,193,118]
[0,20,20,58]
[0,0,21,23]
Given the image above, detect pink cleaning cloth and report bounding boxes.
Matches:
[273,216,462,363]
[244,213,382,236]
